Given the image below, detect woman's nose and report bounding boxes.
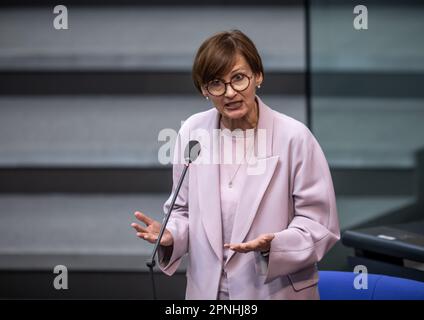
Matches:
[224,83,237,98]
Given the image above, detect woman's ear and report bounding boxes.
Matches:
[201,87,209,99]
[255,72,264,87]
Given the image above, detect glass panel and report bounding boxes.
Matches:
[310,0,424,168]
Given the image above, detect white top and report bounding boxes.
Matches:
[217,119,255,299]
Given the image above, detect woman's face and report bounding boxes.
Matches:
[202,54,263,122]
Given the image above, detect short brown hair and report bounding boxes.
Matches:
[192,30,264,94]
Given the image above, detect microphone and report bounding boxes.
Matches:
[185,139,201,164]
[146,140,201,299]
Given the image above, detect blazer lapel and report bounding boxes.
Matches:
[196,161,223,262]
[194,111,223,262]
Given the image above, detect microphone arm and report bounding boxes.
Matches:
[145,140,200,299]
[145,162,189,300]
[146,162,189,268]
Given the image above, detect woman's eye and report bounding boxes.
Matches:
[233,74,244,81]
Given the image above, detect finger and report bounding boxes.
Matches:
[224,243,238,250]
[224,243,242,252]
[136,232,157,243]
[134,211,154,226]
[242,241,257,251]
[232,240,255,251]
[233,246,249,253]
[227,243,249,253]
[131,223,147,233]
[136,231,147,239]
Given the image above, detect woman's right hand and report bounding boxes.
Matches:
[131,211,174,247]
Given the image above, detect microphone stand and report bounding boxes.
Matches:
[146,162,189,300]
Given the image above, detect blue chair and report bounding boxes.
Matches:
[318,271,424,300]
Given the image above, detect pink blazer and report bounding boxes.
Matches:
[158,96,340,300]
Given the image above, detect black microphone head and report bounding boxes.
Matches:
[184,140,201,163]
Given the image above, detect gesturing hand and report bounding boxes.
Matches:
[131,211,174,247]
[224,233,275,253]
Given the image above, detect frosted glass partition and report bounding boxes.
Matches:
[310,1,424,168]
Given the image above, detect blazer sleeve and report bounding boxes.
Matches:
[264,125,340,284]
[157,129,190,276]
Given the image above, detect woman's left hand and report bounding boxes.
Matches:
[224,233,275,253]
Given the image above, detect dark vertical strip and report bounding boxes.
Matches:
[304,0,312,130]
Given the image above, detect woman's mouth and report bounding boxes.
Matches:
[225,100,243,109]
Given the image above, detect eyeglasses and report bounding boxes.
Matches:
[205,73,253,97]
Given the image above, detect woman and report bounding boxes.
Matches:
[131,30,340,300]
